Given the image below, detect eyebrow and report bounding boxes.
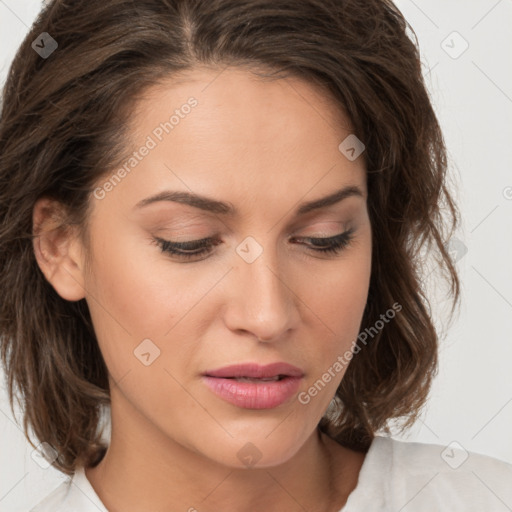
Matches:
[134,184,364,216]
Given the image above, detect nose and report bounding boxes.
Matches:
[223,240,300,343]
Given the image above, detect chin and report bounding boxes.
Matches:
[198,430,309,470]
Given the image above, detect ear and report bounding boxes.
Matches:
[32,197,87,302]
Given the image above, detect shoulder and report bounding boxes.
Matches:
[373,436,512,510]
[28,466,108,512]
[29,479,72,512]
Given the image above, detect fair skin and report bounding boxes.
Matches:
[33,67,372,512]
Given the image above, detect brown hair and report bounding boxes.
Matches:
[0,0,460,476]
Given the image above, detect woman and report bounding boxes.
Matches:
[0,0,510,511]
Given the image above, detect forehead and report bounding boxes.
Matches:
[128,65,354,149]
[94,66,367,218]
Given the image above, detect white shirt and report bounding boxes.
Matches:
[29,435,512,511]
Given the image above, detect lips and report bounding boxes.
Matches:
[203,362,304,379]
[202,362,304,409]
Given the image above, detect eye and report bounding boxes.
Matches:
[152,236,221,261]
[152,228,356,261]
[291,227,356,255]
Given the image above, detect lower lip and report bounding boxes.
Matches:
[202,375,302,409]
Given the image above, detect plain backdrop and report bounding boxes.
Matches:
[1,0,511,510]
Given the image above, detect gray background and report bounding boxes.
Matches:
[1,0,511,510]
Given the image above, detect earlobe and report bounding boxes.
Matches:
[32,198,87,302]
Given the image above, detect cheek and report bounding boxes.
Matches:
[83,224,221,400]
[312,248,371,331]
[85,227,188,337]
[82,229,180,378]
[295,250,371,411]
[302,238,371,371]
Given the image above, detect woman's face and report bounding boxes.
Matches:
[78,67,372,467]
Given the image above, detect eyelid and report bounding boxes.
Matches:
[151,227,356,261]
[150,219,352,246]
[152,225,347,245]
[153,218,347,237]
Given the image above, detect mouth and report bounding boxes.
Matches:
[201,362,304,409]
[219,375,287,382]
[202,361,304,379]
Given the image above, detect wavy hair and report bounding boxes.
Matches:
[0,0,460,475]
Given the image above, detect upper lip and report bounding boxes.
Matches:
[203,362,304,378]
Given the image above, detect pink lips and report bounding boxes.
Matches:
[202,362,304,409]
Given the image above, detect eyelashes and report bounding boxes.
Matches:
[152,227,356,262]
[154,236,223,260]
[297,228,355,255]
